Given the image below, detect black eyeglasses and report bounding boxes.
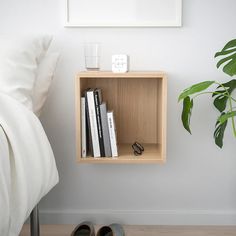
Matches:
[132,142,144,156]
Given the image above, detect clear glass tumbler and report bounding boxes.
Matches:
[84,42,101,70]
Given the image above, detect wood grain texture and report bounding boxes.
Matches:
[78,71,166,78]
[76,71,167,163]
[117,78,158,143]
[20,224,236,236]
[78,144,163,164]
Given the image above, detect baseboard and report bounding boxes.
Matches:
[39,209,236,225]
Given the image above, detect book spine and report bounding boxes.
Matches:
[100,103,112,157]
[94,89,105,157]
[96,88,103,104]
[81,97,86,157]
[85,90,93,156]
[87,90,101,157]
[107,111,118,157]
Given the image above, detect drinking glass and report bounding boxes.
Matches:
[84,42,101,70]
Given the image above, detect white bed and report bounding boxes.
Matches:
[0,92,59,236]
[0,35,59,236]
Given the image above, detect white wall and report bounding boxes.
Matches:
[1,0,236,225]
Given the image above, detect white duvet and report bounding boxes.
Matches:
[0,92,59,236]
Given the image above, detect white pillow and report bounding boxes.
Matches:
[33,52,59,116]
[0,35,52,109]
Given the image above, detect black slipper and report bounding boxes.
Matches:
[71,221,95,236]
[96,224,125,236]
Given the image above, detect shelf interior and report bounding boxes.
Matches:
[77,74,166,163]
[80,77,163,143]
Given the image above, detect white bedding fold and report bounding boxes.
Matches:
[0,126,11,236]
[0,93,59,236]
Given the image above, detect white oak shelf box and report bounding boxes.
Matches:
[75,71,167,164]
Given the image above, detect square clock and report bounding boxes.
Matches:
[112,55,129,73]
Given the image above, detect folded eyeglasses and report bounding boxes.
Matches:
[132,141,144,156]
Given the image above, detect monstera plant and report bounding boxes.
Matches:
[178,39,236,148]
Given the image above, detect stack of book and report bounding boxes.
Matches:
[81,88,118,158]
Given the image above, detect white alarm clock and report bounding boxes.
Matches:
[112,54,129,73]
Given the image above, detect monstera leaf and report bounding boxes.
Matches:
[215,39,236,76]
[212,79,236,112]
[214,113,228,148]
[181,96,193,134]
[178,39,236,148]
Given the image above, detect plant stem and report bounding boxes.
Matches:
[215,81,236,137]
[192,91,225,99]
[231,97,236,102]
[190,82,236,137]
[191,89,236,103]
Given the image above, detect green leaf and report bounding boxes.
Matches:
[214,113,228,148]
[181,96,193,134]
[215,39,236,77]
[178,81,215,102]
[221,39,236,51]
[223,58,236,76]
[216,54,234,69]
[218,111,236,124]
[213,91,228,112]
[212,79,236,112]
[215,48,236,57]
[213,94,227,112]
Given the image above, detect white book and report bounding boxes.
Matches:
[81,97,86,158]
[107,111,118,157]
[87,90,101,158]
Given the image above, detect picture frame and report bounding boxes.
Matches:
[64,0,182,27]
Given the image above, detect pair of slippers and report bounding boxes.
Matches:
[71,221,125,236]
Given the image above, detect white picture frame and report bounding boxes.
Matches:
[65,0,182,27]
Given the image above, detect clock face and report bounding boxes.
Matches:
[112,55,129,73]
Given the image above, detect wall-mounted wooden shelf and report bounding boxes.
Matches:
[75,71,167,164]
